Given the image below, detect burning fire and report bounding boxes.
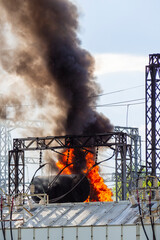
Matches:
[56,148,113,202]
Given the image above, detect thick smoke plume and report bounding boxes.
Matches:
[0,0,113,136]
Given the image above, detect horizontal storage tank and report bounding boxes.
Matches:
[31,174,90,203]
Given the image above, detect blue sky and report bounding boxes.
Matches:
[74,0,160,55]
[69,0,160,168]
[71,0,160,136]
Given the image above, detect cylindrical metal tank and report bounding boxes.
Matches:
[30,174,90,203]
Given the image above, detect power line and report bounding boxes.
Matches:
[93,98,145,108]
[90,84,144,98]
[96,101,145,107]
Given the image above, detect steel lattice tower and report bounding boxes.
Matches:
[0,122,12,194]
[0,119,44,195]
[115,126,141,178]
[146,54,160,176]
[115,133,132,201]
[114,126,141,200]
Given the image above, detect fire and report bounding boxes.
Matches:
[84,152,113,202]
[56,148,75,174]
[56,148,113,202]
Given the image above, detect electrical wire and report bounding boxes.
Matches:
[51,149,66,156]
[26,163,48,194]
[26,163,53,204]
[1,196,6,240]
[48,173,88,203]
[47,163,73,190]
[28,162,73,197]
[29,149,114,204]
[149,203,156,240]
[49,151,115,203]
[94,98,145,108]
[89,85,144,98]
[97,153,115,165]
[96,101,145,107]
[149,191,156,240]
[9,197,14,240]
[27,161,74,204]
[137,190,149,240]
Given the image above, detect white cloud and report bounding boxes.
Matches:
[94,53,148,75]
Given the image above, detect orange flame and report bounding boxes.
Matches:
[56,148,113,202]
[56,149,75,174]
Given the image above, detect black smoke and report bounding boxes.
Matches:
[0,0,113,135]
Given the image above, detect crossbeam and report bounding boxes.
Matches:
[12,132,129,151]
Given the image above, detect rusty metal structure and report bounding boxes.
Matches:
[9,132,133,200]
[146,54,160,176]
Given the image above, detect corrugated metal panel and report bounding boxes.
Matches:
[1,201,160,231]
[95,202,130,225]
[23,201,138,227]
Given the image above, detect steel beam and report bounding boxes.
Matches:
[12,132,126,151]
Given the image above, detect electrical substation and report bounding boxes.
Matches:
[0,54,160,239]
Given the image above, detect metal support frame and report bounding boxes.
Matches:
[114,126,141,176]
[114,126,141,196]
[100,127,141,200]
[115,132,132,201]
[0,123,12,194]
[12,133,119,150]
[0,119,44,195]
[8,150,24,196]
[146,54,160,176]
[8,132,133,200]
